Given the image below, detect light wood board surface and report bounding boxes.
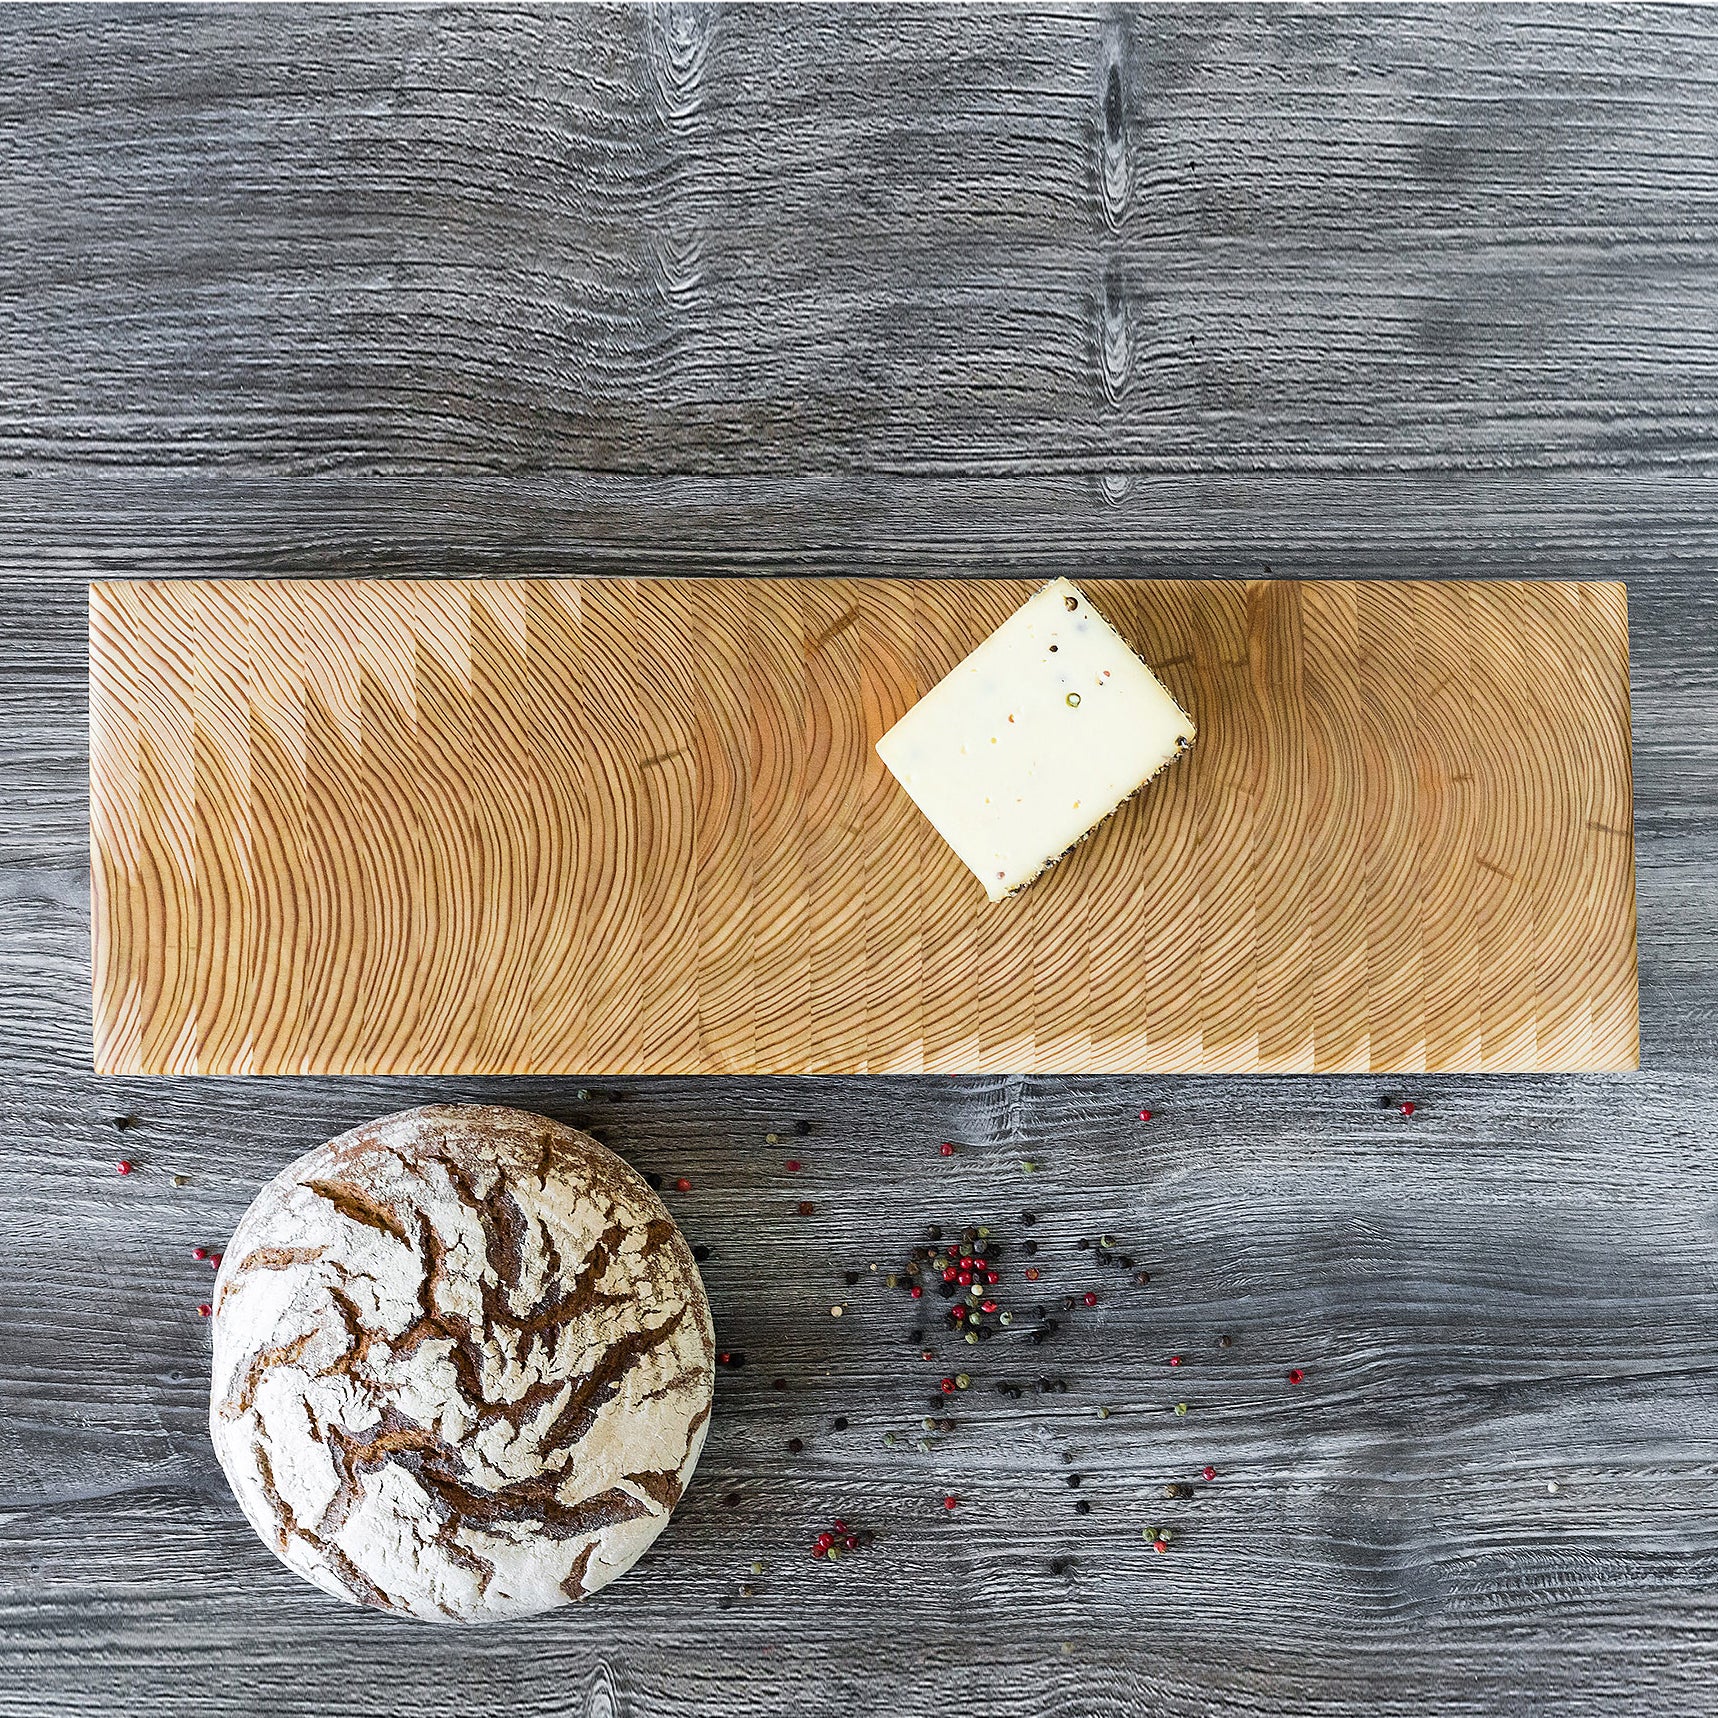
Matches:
[90,576,1636,1077]
[6,6,1716,1718]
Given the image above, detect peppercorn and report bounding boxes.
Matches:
[798,1200,816,1216]
[1066,1473,1082,1488]
[794,1120,812,1136]
[772,1376,788,1390]
[833,1416,848,1431]
[674,1177,692,1193]
[787,1438,804,1454]
[1074,1500,1090,1515]
[1218,1333,1233,1349]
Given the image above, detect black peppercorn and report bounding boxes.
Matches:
[1074,1500,1091,1516]
[1066,1473,1082,1488]
[928,1225,943,1242]
[787,1438,804,1454]
[832,1416,848,1431]
[794,1119,812,1136]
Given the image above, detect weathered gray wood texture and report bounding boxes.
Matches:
[2,4,1716,1714]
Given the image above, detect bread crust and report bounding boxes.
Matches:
[209,1104,714,1622]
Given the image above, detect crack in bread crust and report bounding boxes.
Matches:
[209,1105,715,1623]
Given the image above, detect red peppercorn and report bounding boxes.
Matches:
[942,1266,958,1282]
[115,1160,133,1175]
[921,1348,935,1361]
[674,1177,692,1193]
[785,1159,803,1172]
[1202,1465,1216,1481]
[986,1270,1000,1285]
[1288,1367,1304,1385]
[196,1304,211,1318]
[1169,1354,1183,1367]
[813,1543,829,1559]
[1139,1108,1152,1122]
[1401,1102,1416,1117]
[844,1536,860,1552]
[941,1378,956,1393]
[940,1142,955,1157]
[192,1247,208,1261]
[1025,1266,1041,1281]
[943,1495,958,1510]
[910,1285,924,1299]
[209,1253,222,1270]
[833,1519,848,1533]
[1153,1537,1169,1554]
[952,1306,967,1321]
[980,1299,998,1314]
[1083,1291,1098,1307]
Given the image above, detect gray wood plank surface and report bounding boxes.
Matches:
[2,5,1716,1715]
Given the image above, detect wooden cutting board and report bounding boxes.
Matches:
[89,577,1637,1076]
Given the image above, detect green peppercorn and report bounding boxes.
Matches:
[964,1331,979,1345]
[955,1373,970,1390]
[1174,1402,1188,1416]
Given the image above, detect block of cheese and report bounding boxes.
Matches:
[876,578,1195,902]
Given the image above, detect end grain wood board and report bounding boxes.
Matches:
[89,577,1637,1077]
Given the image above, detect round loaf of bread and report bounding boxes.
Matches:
[208,1104,714,1622]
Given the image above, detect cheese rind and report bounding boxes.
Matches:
[876,578,1194,902]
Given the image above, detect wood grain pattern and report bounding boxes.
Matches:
[5,4,1718,1715]
[90,577,1636,1078]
